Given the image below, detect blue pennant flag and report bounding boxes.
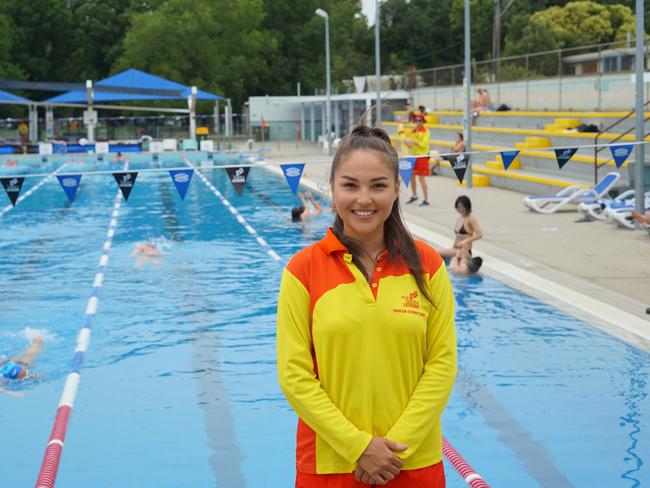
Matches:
[500,150,519,171]
[399,157,416,188]
[280,163,305,194]
[57,174,82,203]
[554,147,578,170]
[609,144,633,168]
[169,169,194,200]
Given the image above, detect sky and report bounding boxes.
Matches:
[361,0,377,25]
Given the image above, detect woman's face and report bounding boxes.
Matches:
[456,202,468,216]
[331,149,398,244]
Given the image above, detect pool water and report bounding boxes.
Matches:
[0,154,648,487]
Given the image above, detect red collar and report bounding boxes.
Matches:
[317,228,348,255]
[415,125,427,132]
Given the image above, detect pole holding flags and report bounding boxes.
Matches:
[280,163,305,195]
[112,172,138,201]
[1,177,25,206]
[57,175,82,203]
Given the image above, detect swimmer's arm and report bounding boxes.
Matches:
[307,194,322,217]
[0,387,24,398]
[385,264,456,458]
[277,267,372,464]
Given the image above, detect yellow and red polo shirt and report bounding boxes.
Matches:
[410,125,430,156]
[277,229,457,474]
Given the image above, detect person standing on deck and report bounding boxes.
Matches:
[403,114,431,207]
[277,124,457,487]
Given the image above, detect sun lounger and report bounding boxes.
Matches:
[523,172,620,214]
[578,189,635,220]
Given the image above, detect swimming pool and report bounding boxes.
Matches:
[1,153,648,487]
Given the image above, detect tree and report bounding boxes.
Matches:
[504,1,636,55]
[115,0,271,107]
[259,0,372,97]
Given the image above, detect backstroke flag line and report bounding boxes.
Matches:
[225,166,251,196]
[554,147,578,170]
[452,154,470,184]
[399,157,416,188]
[112,172,138,201]
[280,163,305,194]
[500,150,519,171]
[169,169,194,200]
[609,144,633,168]
[0,177,25,206]
[57,175,82,203]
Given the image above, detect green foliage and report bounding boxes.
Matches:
[505,1,636,55]
[0,0,645,110]
[115,0,271,107]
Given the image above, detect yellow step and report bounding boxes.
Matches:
[458,174,490,187]
[524,136,551,148]
[487,159,521,170]
[544,124,560,131]
[554,118,582,129]
[424,115,439,124]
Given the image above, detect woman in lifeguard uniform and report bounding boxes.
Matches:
[277,125,457,487]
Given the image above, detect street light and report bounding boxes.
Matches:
[315,7,332,155]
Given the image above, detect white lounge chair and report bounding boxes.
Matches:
[523,172,620,214]
[578,189,635,220]
[605,195,650,229]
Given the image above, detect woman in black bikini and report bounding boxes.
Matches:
[438,195,483,259]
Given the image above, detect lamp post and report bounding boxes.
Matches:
[463,0,473,189]
[315,8,332,155]
[375,0,381,125]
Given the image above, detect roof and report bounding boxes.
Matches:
[44,69,222,103]
[0,89,30,103]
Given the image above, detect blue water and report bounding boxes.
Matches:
[0,153,648,487]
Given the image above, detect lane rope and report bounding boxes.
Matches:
[33,162,128,488]
[182,157,282,263]
[442,436,490,487]
[0,162,69,216]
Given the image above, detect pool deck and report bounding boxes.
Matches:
[262,141,650,348]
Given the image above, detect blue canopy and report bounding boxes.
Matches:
[44,69,222,103]
[0,89,30,103]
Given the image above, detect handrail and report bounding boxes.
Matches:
[594,99,650,184]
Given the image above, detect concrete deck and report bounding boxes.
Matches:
[260,141,650,347]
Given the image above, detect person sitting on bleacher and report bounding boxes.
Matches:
[429,132,466,175]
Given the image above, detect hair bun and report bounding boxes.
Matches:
[350,125,391,144]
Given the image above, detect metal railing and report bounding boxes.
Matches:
[594,100,650,184]
[396,39,648,90]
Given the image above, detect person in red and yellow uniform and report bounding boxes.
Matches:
[403,114,431,207]
[277,124,457,487]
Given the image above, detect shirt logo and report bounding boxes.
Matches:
[401,291,419,309]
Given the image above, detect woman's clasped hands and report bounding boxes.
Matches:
[354,437,408,485]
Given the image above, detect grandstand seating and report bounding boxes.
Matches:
[386,110,650,195]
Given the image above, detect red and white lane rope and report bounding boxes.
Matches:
[0,162,69,217]
[443,436,490,487]
[34,163,128,488]
[183,158,282,262]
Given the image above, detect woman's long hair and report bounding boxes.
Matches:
[330,125,432,304]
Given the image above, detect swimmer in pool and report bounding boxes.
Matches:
[130,241,164,268]
[1,336,43,396]
[448,247,483,276]
[291,191,322,223]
